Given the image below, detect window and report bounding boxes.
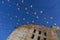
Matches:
[31,29,36,39]
[37,36,40,40]
[39,31,41,34]
[33,29,36,33]
[44,38,46,40]
[31,34,34,39]
[44,32,46,36]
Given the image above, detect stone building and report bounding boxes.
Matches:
[7,24,59,40]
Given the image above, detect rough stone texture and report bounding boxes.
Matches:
[56,30,60,40]
[7,24,58,40]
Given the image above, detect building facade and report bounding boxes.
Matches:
[7,24,58,40]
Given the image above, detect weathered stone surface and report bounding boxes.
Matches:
[7,24,59,40]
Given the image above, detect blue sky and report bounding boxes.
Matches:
[0,0,60,40]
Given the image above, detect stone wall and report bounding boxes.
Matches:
[7,24,58,40]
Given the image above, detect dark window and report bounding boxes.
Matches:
[37,36,40,40]
[39,31,41,34]
[33,29,36,33]
[44,38,46,40]
[31,34,34,39]
[44,32,46,36]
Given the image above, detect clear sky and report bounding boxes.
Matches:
[0,0,60,40]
